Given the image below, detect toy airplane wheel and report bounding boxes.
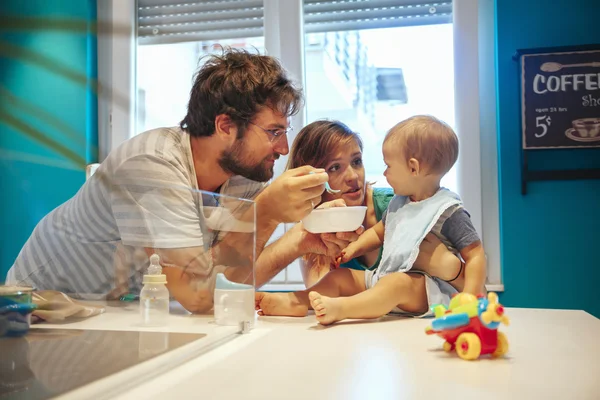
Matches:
[443,341,453,352]
[456,333,481,360]
[492,332,509,357]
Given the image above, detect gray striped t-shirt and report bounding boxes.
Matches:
[7,127,266,299]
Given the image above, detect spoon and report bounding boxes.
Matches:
[540,61,600,72]
[309,171,341,194]
[325,181,341,194]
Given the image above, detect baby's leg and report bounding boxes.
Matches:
[445,263,466,293]
[309,272,427,325]
[414,233,461,281]
[255,268,366,317]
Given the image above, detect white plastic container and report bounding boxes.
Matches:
[213,273,255,330]
[140,254,169,327]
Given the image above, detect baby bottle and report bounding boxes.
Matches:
[140,254,169,326]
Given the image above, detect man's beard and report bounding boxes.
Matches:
[218,140,278,182]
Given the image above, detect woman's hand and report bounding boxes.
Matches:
[296,223,364,258]
[292,199,363,286]
[292,199,365,258]
[307,199,364,257]
[320,229,364,258]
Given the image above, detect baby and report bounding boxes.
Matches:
[255,115,486,325]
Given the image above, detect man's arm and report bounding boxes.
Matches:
[151,210,364,310]
[147,223,317,312]
[257,220,365,288]
[253,224,306,287]
[139,167,331,312]
[143,246,229,313]
[249,166,335,285]
[213,165,329,264]
[144,212,283,313]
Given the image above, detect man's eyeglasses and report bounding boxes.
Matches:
[247,121,293,143]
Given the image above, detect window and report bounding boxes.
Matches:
[272,4,456,288]
[304,25,457,192]
[265,24,458,290]
[99,0,501,290]
[136,0,266,131]
[137,38,264,132]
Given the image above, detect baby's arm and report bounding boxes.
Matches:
[460,240,487,295]
[340,220,385,263]
[440,208,485,294]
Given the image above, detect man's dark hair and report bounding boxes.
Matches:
[180,48,303,137]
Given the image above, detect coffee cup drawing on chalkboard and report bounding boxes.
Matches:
[566,118,600,142]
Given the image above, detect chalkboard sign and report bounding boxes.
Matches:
[520,48,600,149]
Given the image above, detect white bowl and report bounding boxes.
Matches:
[302,206,367,234]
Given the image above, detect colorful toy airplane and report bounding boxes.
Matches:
[425,292,509,360]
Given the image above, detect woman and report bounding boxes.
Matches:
[287,120,461,287]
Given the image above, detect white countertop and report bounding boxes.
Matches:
[36,300,234,334]
[83,307,600,400]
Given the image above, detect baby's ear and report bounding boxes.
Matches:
[408,158,420,175]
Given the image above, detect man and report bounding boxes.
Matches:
[7,49,359,313]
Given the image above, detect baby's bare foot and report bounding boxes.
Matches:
[255,292,308,317]
[308,291,345,325]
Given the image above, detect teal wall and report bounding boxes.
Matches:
[0,0,97,280]
[496,0,600,317]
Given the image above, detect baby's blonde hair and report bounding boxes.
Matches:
[384,115,458,175]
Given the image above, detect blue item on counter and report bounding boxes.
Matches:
[0,298,37,337]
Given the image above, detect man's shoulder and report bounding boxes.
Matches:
[106,127,190,171]
[127,126,186,156]
[221,175,268,200]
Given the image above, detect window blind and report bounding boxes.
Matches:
[138,0,452,45]
[137,0,264,45]
[304,0,452,33]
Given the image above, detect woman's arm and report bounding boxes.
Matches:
[300,255,332,288]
